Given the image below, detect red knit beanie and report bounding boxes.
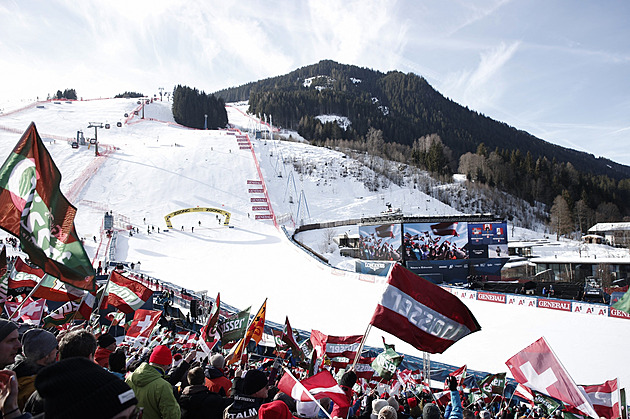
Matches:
[149,345,172,366]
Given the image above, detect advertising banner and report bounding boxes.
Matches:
[402,222,468,261]
[477,291,506,304]
[358,224,402,261]
[506,295,538,307]
[469,258,508,281]
[537,298,572,312]
[572,302,609,317]
[406,259,469,284]
[219,307,251,343]
[355,260,394,276]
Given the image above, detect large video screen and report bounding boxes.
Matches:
[358,224,402,261]
[402,222,468,261]
[468,222,508,259]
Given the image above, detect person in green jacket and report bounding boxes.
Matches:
[125,345,180,419]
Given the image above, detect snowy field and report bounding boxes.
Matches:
[1,98,629,389]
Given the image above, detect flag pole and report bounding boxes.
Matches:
[281,365,334,419]
[8,277,45,320]
[95,271,113,314]
[350,323,372,370]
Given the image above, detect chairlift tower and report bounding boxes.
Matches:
[87,122,103,156]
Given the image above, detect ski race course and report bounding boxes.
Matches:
[1,98,629,389]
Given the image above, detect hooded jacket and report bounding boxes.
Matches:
[179,384,226,419]
[125,362,180,419]
[204,365,232,396]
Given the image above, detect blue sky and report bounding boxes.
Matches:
[2,0,629,165]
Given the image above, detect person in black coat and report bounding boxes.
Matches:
[179,366,226,419]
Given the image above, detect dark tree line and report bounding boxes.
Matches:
[51,89,77,100]
[172,85,228,130]
[114,91,144,98]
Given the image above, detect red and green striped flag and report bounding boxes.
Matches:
[0,123,95,291]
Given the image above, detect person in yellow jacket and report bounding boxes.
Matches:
[125,345,180,419]
[8,328,58,410]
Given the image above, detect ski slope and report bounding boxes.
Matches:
[1,98,629,390]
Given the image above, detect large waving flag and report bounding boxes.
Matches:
[5,297,45,325]
[580,379,620,419]
[278,316,305,360]
[310,330,363,360]
[278,368,350,409]
[369,263,481,354]
[506,337,598,418]
[102,271,153,314]
[124,309,162,345]
[226,299,266,365]
[9,257,40,289]
[199,292,221,355]
[0,123,95,290]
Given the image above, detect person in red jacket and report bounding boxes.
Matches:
[331,370,357,419]
[94,334,116,368]
[204,353,232,396]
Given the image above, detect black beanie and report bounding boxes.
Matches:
[0,319,18,343]
[340,370,357,388]
[242,369,268,395]
[35,357,137,419]
[97,333,116,348]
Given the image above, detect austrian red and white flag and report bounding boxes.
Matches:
[310,330,362,360]
[124,309,161,345]
[102,271,153,314]
[278,368,350,409]
[505,337,598,418]
[431,222,459,236]
[369,264,481,354]
[5,297,46,325]
[580,379,620,419]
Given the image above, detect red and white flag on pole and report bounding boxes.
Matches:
[310,330,363,360]
[124,309,161,345]
[278,368,350,409]
[369,264,481,354]
[446,365,467,389]
[199,293,221,356]
[102,271,153,314]
[5,297,46,325]
[513,383,535,404]
[580,379,620,419]
[505,337,598,418]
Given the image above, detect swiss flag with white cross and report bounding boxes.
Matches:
[124,309,162,345]
[506,337,598,418]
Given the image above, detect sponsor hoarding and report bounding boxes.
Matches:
[538,298,572,312]
[355,260,394,276]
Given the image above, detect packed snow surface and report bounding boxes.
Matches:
[0,98,629,389]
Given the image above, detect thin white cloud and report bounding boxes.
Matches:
[442,41,520,111]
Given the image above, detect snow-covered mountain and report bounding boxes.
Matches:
[1,98,629,389]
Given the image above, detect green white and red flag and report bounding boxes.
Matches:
[199,292,221,355]
[101,271,153,314]
[10,256,84,301]
[42,300,81,328]
[0,123,95,290]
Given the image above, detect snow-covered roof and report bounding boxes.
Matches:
[588,222,630,232]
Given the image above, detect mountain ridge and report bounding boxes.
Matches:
[214,60,630,180]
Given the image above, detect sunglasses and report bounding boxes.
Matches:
[130,407,143,419]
